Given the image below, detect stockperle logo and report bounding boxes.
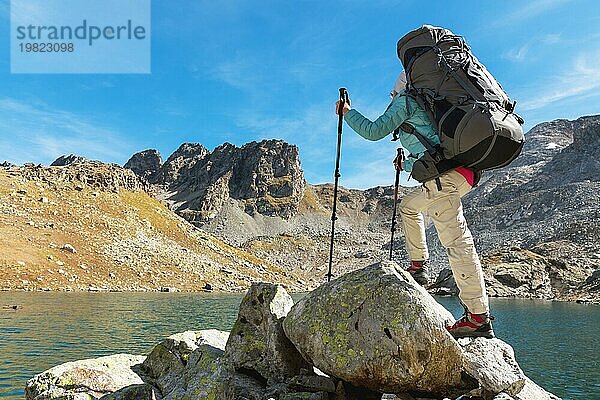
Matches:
[11,0,151,74]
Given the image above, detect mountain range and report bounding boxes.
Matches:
[1,115,598,301]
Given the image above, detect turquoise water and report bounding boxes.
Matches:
[0,292,598,399]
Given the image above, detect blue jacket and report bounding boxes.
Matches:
[344,91,439,173]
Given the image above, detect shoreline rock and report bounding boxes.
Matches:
[25,354,146,400]
[283,261,465,395]
[25,263,561,400]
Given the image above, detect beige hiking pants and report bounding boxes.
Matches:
[399,170,489,314]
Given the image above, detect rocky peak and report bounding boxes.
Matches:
[51,154,87,166]
[230,140,305,213]
[528,115,600,188]
[174,139,305,222]
[162,143,210,185]
[124,149,163,184]
[124,139,306,224]
[509,119,575,169]
[568,114,600,150]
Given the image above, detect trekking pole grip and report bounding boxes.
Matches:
[339,88,348,108]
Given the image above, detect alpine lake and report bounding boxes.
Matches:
[1,292,598,400]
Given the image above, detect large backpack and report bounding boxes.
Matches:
[396,25,524,183]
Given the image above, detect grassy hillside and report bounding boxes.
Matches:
[0,165,303,292]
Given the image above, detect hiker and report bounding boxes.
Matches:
[335,25,524,339]
[334,72,494,339]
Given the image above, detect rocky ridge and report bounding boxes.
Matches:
[122,115,600,301]
[0,162,304,292]
[4,115,598,299]
[125,140,306,222]
[25,263,559,400]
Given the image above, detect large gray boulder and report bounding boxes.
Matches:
[283,261,465,395]
[225,282,311,384]
[25,354,146,400]
[142,329,232,399]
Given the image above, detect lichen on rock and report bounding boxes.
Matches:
[224,282,311,385]
[283,261,464,395]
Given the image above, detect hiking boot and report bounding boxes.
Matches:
[407,260,430,286]
[447,312,495,339]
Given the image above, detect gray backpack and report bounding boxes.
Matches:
[396,25,524,183]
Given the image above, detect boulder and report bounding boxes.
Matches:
[459,338,526,397]
[61,243,77,253]
[25,354,146,400]
[334,381,382,400]
[492,394,515,400]
[489,377,561,400]
[514,377,561,400]
[225,283,311,384]
[288,374,336,393]
[102,383,157,400]
[142,329,230,399]
[283,261,465,395]
[219,371,271,400]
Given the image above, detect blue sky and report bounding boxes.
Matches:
[0,0,599,188]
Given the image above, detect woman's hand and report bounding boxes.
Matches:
[335,99,352,116]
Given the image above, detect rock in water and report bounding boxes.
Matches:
[142,329,230,399]
[25,354,146,400]
[225,283,311,384]
[459,338,525,396]
[283,261,464,395]
[514,377,561,400]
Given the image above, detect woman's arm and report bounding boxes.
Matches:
[343,96,409,141]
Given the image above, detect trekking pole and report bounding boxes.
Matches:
[326,87,349,282]
[389,147,405,261]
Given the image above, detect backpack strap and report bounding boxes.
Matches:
[398,121,443,163]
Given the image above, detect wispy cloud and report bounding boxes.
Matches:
[0,98,133,165]
[9,0,52,26]
[209,57,261,91]
[519,51,600,110]
[502,44,530,62]
[155,98,191,117]
[233,101,336,160]
[502,33,565,63]
[340,154,418,189]
[541,33,562,44]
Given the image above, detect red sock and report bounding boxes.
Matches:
[408,260,425,272]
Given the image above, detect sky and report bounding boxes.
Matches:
[0,0,599,188]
